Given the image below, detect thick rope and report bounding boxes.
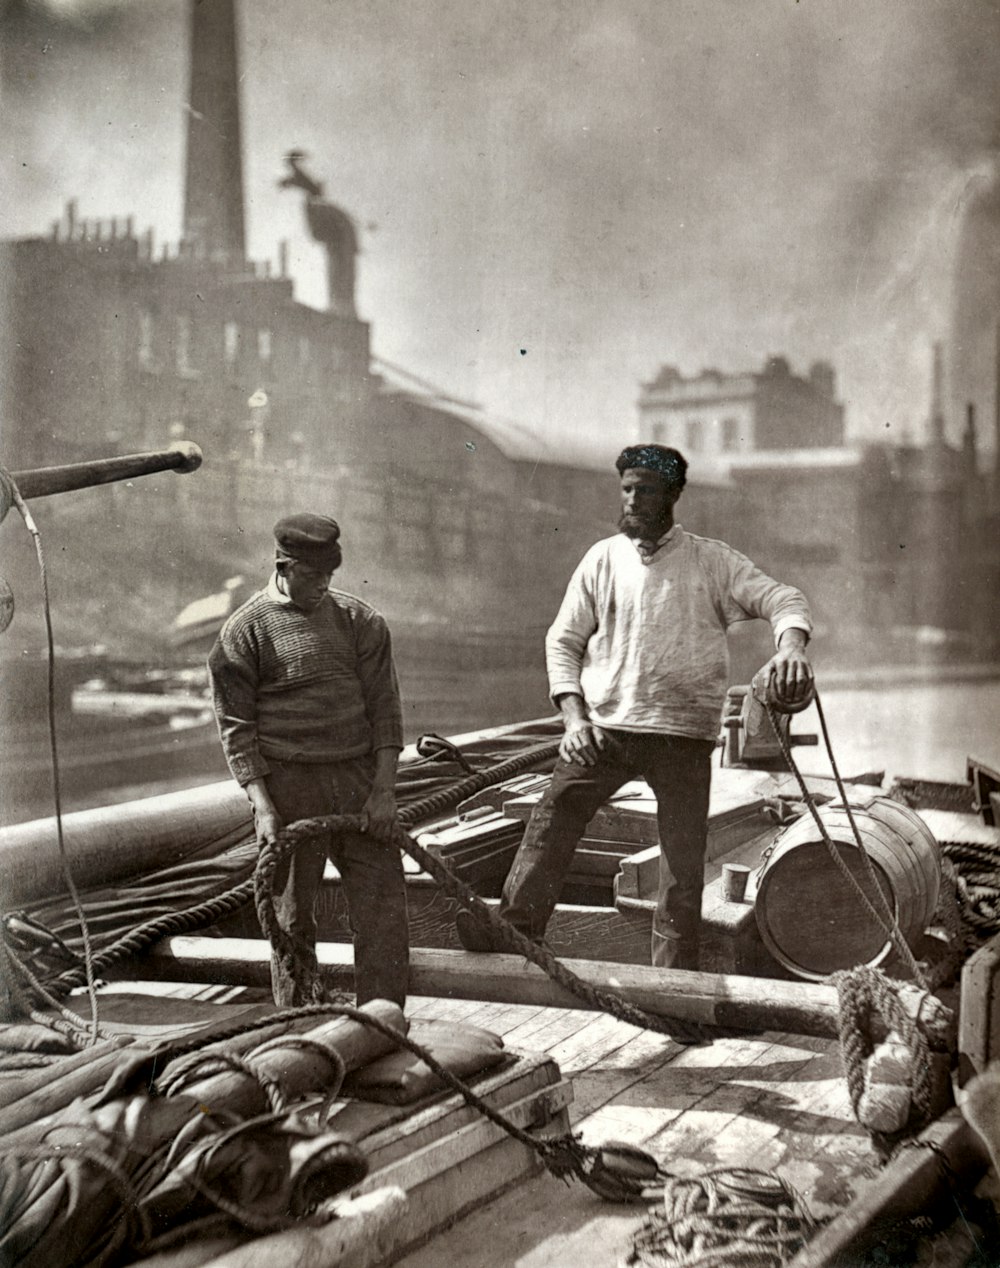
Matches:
[832,965,934,1159]
[254,814,709,1046]
[625,1167,817,1267]
[941,841,1000,934]
[47,879,260,997]
[35,740,561,1002]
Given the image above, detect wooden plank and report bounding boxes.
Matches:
[958,929,1000,1083]
[613,846,661,900]
[140,937,849,1037]
[649,1031,862,1217]
[360,1071,573,1178]
[545,1011,636,1073]
[500,1005,588,1049]
[567,1025,687,1120]
[786,1111,990,1268]
[194,1187,408,1268]
[354,1088,573,1262]
[487,1004,548,1042]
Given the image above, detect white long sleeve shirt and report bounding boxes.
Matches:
[545,525,812,742]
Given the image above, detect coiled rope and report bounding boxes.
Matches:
[624,1167,818,1267]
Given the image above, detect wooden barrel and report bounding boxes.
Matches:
[754,796,940,981]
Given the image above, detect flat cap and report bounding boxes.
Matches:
[273,513,342,570]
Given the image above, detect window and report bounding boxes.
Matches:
[685,419,701,452]
[721,418,739,452]
[138,309,155,369]
[176,313,197,377]
[224,321,240,367]
[257,328,272,364]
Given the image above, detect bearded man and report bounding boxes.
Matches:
[208,513,408,1007]
[457,444,813,970]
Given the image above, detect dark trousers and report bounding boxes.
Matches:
[500,730,715,968]
[263,757,409,1008]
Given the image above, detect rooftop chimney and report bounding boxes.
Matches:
[930,341,946,444]
[182,0,246,260]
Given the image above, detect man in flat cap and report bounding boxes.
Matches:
[457,445,813,971]
[209,512,408,1007]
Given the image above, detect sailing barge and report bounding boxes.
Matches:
[2,450,1000,1266]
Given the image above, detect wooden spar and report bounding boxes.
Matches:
[0,780,249,905]
[7,441,202,500]
[188,1187,409,1268]
[140,937,850,1038]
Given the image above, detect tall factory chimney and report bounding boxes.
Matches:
[929,341,946,445]
[183,0,246,260]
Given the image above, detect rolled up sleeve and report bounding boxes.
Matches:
[724,552,812,647]
[545,560,599,701]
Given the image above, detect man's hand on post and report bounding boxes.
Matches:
[765,629,814,710]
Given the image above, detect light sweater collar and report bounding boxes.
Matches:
[629,522,682,563]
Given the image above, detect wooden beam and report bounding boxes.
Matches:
[195,1186,409,1268]
[136,937,849,1038]
[786,1110,990,1268]
[958,929,1000,1084]
[0,780,251,905]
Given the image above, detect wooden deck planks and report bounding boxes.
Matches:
[391,1003,874,1268]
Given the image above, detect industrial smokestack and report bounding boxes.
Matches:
[182,0,246,261]
[930,341,946,444]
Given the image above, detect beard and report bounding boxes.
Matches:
[618,508,672,540]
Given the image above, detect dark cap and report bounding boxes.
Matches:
[273,513,342,571]
[615,444,687,490]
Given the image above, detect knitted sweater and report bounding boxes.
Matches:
[208,585,403,786]
[546,526,812,742]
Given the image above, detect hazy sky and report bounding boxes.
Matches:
[3,0,1000,461]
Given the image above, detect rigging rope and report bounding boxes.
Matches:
[0,467,103,1046]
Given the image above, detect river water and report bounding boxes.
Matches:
[401,663,1000,786]
[791,676,1000,786]
[4,666,997,823]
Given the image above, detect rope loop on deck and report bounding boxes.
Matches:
[832,965,936,1159]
